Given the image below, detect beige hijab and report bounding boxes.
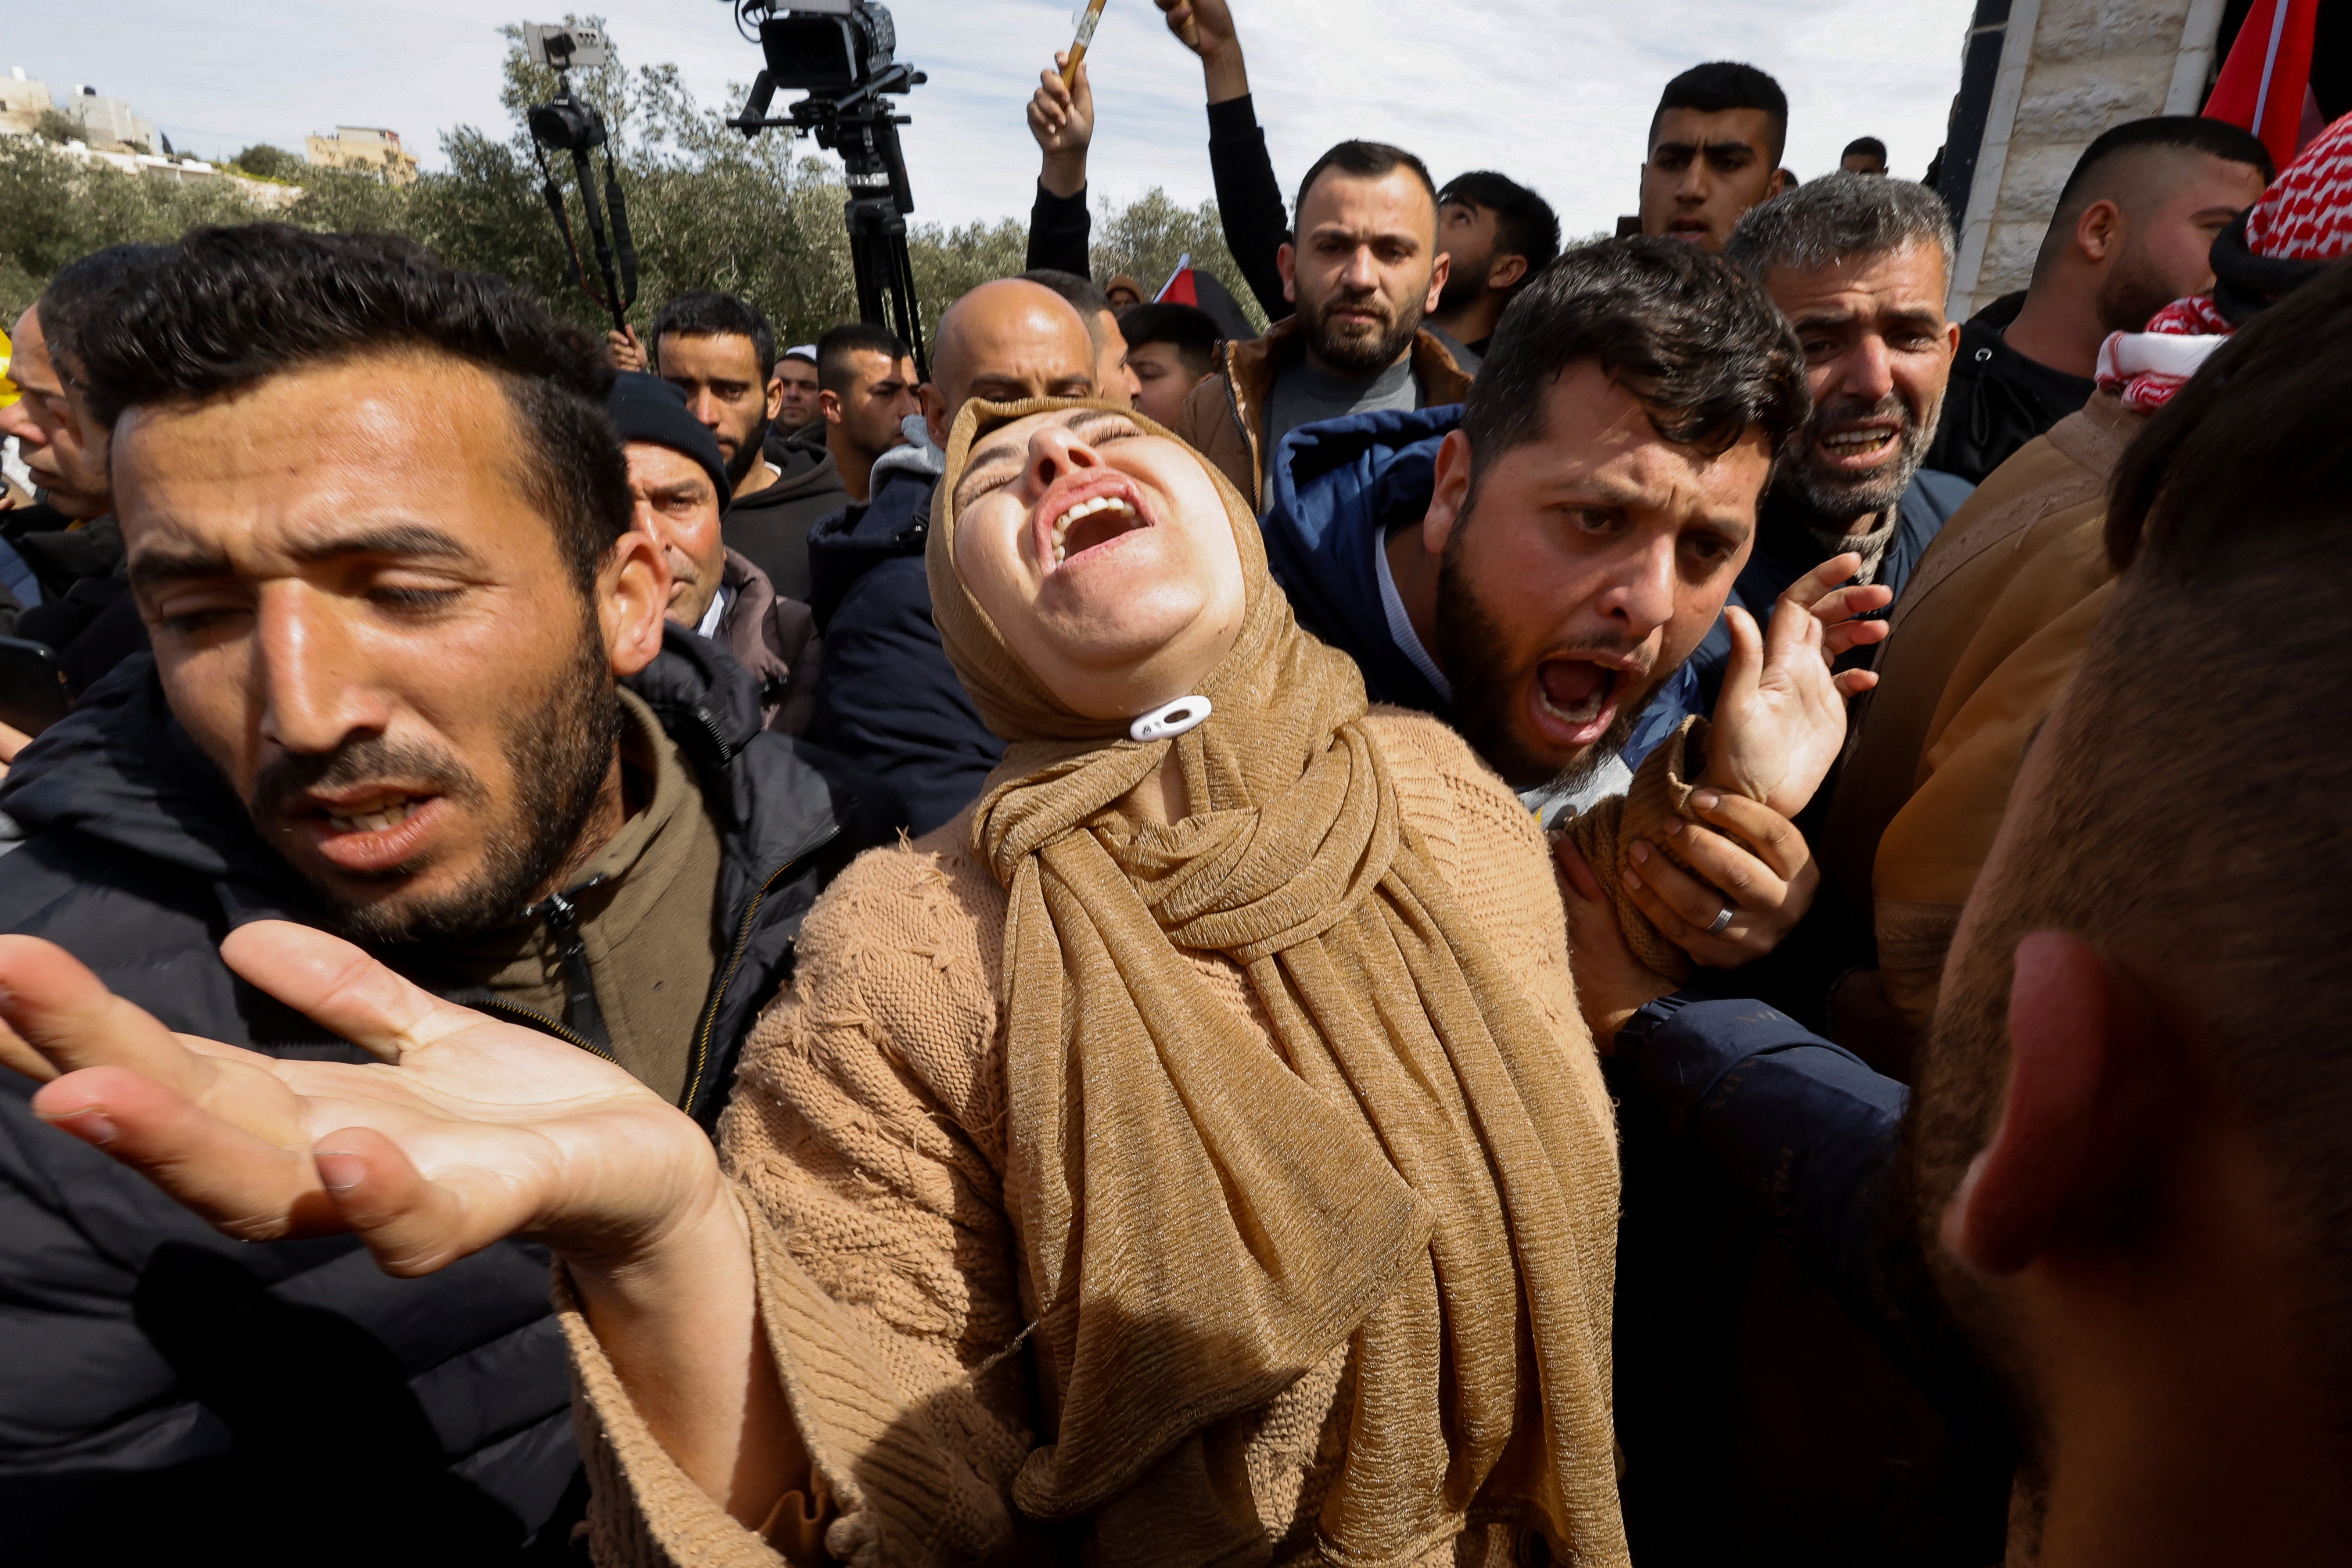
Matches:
[928,399,1626,1566]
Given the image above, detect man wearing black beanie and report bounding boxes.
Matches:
[610,373,824,735]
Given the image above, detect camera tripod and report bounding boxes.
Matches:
[733,61,930,380]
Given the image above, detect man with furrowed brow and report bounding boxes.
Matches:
[0,225,897,1561]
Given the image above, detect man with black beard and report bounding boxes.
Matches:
[1689,172,1974,706]
[1426,171,1563,368]
[1924,116,2271,483]
[1175,140,1474,510]
[654,290,849,603]
[0,226,894,1562]
[1262,237,1888,966]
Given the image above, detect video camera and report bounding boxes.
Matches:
[521,22,638,334]
[724,1,930,376]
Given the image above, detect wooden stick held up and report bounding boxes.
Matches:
[1063,0,1110,87]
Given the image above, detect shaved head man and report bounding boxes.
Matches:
[810,277,1099,834]
[1926,116,2273,482]
[921,278,1099,448]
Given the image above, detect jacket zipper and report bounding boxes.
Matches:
[474,994,618,1064]
[677,820,844,1116]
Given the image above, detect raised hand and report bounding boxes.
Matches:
[606,325,647,373]
[1028,53,1095,197]
[1705,553,1881,818]
[0,921,725,1277]
[1155,0,1249,102]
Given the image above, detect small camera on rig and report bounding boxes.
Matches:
[757,0,898,93]
[527,97,607,154]
[518,21,637,334]
[523,23,614,152]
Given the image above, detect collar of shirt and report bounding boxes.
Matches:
[695,583,730,640]
[1373,528,1451,704]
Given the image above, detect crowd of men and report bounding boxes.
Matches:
[0,0,2347,1561]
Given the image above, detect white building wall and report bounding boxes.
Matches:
[1949,0,2231,317]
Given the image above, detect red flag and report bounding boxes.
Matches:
[2205,0,2323,172]
[1155,254,1199,306]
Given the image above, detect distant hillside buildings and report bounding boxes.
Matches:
[2,65,420,205]
[304,125,420,185]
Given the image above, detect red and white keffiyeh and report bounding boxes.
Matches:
[2244,108,2352,262]
[2096,295,2234,412]
[2096,110,2352,411]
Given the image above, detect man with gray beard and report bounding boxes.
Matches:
[1691,173,1973,704]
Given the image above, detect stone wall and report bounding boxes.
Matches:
[1949,0,2229,316]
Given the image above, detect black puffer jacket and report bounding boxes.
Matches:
[0,628,896,1565]
[805,462,1005,836]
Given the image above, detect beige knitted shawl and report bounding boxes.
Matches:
[926,399,1625,1566]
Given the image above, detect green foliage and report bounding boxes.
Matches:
[228,144,302,182]
[32,109,78,146]
[2,12,1271,355]
[0,137,262,320]
[1090,187,1268,334]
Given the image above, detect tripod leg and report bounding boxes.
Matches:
[571,148,629,334]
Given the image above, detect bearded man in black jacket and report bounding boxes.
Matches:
[0,226,896,1564]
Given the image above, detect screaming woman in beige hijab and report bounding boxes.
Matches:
[0,400,1741,1566]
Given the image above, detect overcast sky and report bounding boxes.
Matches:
[9,0,1976,235]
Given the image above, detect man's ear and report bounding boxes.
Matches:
[1488,253,1530,293]
[1770,167,1796,198]
[1420,430,1476,558]
[1424,251,1452,316]
[764,374,786,424]
[598,529,670,679]
[2076,199,2124,264]
[922,384,952,452]
[1943,929,2169,1276]
[1277,241,1298,306]
[819,388,844,427]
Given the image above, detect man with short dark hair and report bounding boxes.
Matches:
[813,322,917,510]
[652,290,847,603]
[1840,136,1889,175]
[1118,301,1221,427]
[1020,268,1141,407]
[1639,61,1795,251]
[805,280,1097,832]
[772,345,822,440]
[1430,170,1563,363]
[1925,115,2272,481]
[1695,173,1971,705]
[610,373,821,735]
[1175,140,1471,508]
[0,226,894,1559]
[1261,238,1879,911]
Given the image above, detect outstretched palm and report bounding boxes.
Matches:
[0,922,724,1278]
[1707,554,1888,818]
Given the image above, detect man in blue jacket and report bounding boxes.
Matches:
[1260,238,1889,962]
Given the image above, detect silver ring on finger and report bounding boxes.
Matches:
[1706,904,1735,936]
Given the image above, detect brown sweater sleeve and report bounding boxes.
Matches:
[1557,718,1709,986]
[561,840,1040,1567]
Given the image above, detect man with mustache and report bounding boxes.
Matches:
[1174,139,1472,510]
[1688,173,1973,705]
[1262,237,1883,966]
[0,226,895,1560]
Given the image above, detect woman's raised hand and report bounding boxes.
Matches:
[0,921,727,1277]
